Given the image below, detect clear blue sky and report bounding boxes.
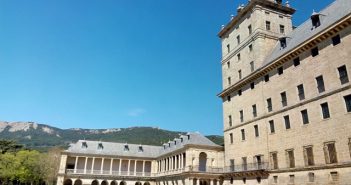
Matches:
[0,0,334,135]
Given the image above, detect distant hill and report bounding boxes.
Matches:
[0,121,224,151]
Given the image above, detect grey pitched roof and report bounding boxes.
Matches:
[262,0,351,67]
[65,132,221,158]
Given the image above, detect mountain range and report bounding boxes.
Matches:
[0,121,224,151]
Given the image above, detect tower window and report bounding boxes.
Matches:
[227,96,231,102]
[229,133,233,144]
[280,25,285,34]
[301,109,309,124]
[281,92,287,107]
[344,94,351,112]
[238,70,242,79]
[237,53,241,61]
[269,120,275,133]
[250,61,255,72]
[240,110,244,122]
[238,89,242,96]
[229,115,232,126]
[237,35,241,45]
[227,61,230,68]
[278,67,283,75]
[293,57,300,66]
[254,125,259,137]
[297,84,305,100]
[249,44,253,52]
[284,115,291,129]
[227,44,230,53]
[267,98,273,112]
[332,35,341,46]
[252,104,257,117]
[266,21,271,31]
[338,65,349,84]
[228,77,231,85]
[241,129,245,141]
[316,75,325,93]
[264,74,270,82]
[311,47,319,57]
[248,25,252,35]
[321,102,330,119]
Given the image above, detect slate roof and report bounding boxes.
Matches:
[65,132,221,158]
[262,0,351,67]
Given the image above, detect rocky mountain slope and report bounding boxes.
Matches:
[0,121,223,151]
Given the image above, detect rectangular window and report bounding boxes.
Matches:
[229,115,232,127]
[251,82,255,90]
[252,104,257,118]
[348,138,351,158]
[311,47,319,57]
[250,61,255,72]
[301,109,309,124]
[265,74,270,82]
[297,84,305,100]
[316,75,325,93]
[237,35,241,45]
[286,150,295,168]
[241,129,245,141]
[338,65,349,84]
[238,89,242,96]
[240,110,244,122]
[324,142,338,164]
[280,25,285,34]
[330,172,339,181]
[230,159,235,171]
[242,157,247,171]
[270,152,278,169]
[267,98,273,112]
[227,44,230,53]
[304,146,315,166]
[332,34,341,46]
[293,57,300,66]
[273,176,278,184]
[228,77,231,86]
[345,94,351,112]
[237,53,241,61]
[266,21,271,31]
[227,61,230,68]
[321,102,330,119]
[229,133,233,144]
[249,44,253,52]
[248,25,252,35]
[238,70,242,79]
[254,125,259,137]
[278,67,283,75]
[284,115,291,129]
[289,175,295,184]
[281,92,287,107]
[269,120,275,133]
[227,96,231,102]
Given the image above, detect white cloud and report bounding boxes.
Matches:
[127,108,146,117]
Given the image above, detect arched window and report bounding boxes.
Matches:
[111,181,117,185]
[144,182,150,185]
[199,152,207,172]
[101,181,108,185]
[64,179,73,185]
[74,179,82,185]
[120,181,127,185]
[92,180,99,185]
[135,182,142,185]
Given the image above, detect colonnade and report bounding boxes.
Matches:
[70,156,152,176]
[157,153,186,172]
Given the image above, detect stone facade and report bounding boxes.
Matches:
[218,0,351,185]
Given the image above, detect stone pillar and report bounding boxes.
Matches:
[101,158,105,174]
[91,157,95,174]
[143,160,146,176]
[134,160,137,176]
[56,176,64,185]
[118,159,122,175]
[58,155,68,174]
[74,156,79,173]
[128,160,131,175]
[110,158,114,175]
[84,157,88,174]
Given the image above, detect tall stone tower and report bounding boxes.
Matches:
[219,0,295,90]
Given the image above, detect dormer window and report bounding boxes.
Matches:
[311,13,321,28]
[279,37,287,49]
[82,141,88,149]
[98,143,103,150]
[124,144,129,151]
[138,145,143,152]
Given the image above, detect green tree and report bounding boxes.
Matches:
[0,140,22,154]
